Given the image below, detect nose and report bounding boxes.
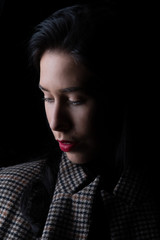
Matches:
[47,101,70,132]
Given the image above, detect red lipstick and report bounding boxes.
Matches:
[57,140,77,152]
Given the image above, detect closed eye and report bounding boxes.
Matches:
[69,100,83,106]
[42,97,54,103]
[42,96,85,105]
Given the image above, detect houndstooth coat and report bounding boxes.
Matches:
[0,153,160,240]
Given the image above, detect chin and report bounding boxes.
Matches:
[66,152,92,165]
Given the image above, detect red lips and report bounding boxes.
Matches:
[57,140,77,152]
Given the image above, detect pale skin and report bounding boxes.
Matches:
[39,50,99,164]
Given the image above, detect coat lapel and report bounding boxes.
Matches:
[41,153,101,240]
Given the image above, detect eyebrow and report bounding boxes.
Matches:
[39,84,84,93]
[39,84,49,92]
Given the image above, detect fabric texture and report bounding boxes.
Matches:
[0,153,160,239]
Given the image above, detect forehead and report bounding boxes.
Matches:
[40,50,91,90]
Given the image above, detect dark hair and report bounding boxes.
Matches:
[29,2,124,75]
[29,2,132,178]
[29,2,128,106]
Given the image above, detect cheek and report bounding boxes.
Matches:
[73,105,96,135]
[44,105,52,126]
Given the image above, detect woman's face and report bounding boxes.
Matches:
[39,50,99,164]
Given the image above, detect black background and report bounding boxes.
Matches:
[0,0,158,168]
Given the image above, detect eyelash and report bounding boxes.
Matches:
[42,97,54,103]
[70,100,82,106]
[42,98,83,106]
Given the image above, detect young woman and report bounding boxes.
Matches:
[0,2,159,239]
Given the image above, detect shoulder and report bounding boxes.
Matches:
[0,159,46,194]
[0,158,46,176]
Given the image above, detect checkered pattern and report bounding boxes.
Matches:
[0,153,160,239]
[41,153,101,240]
[0,160,46,239]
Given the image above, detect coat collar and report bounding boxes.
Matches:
[54,153,151,206]
[113,165,151,206]
[53,153,88,194]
